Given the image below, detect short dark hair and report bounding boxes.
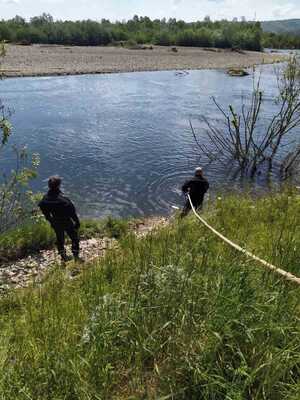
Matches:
[48,175,62,190]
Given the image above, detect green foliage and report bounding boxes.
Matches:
[194,58,300,178]
[80,217,129,240]
[124,38,138,49]
[0,43,39,234]
[3,14,300,49]
[176,28,214,47]
[263,31,300,50]
[0,15,266,51]
[261,19,300,49]
[0,220,55,262]
[0,217,129,262]
[0,190,300,399]
[103,216,129,239]
[154,31,174,46]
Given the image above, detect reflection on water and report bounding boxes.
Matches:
[0,64,296,218]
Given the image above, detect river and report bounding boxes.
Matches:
[0,63,296,218]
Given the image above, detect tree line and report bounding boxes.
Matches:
[263,31,300,50]
[0,14,264,51]
[0,14,298,50]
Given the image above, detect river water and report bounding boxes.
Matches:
[0,63,297,218]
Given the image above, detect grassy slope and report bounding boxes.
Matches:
[0,189,300,399]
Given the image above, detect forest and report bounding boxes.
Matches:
[0,14,299,54]
[263,31,300,50]
[0,14,265,50]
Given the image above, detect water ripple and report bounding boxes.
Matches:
[0,65,292,218]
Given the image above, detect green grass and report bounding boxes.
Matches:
[0,189,300,399]
[0,216,130,263]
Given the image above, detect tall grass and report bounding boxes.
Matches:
[0,217,129,262]
[0,190,300,399]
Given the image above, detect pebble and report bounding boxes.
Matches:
[0,217,168,293]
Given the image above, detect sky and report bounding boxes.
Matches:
[0,0,299,22]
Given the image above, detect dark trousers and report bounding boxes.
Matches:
[181,197,203,218]
[52,222,80,258]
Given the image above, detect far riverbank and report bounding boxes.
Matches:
[1,44,287,77]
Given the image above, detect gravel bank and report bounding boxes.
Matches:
[0,217,168,293]
[1,44,287,77]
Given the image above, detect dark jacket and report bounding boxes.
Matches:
[182,176,209,201]
[38,190,80,228]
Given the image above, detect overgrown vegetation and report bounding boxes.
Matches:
[0,43,39,234]
[0,217,130,262]
[0,189,300,399]
[1,14,299,50]
[0,14,264,51]
[262,19,300,49]
[263,31,300,50]
[191,57,300,179]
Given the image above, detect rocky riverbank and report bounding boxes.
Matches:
[0,217,168,293]
[1,44,287,77]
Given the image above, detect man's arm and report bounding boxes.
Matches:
[69,201,80,229]
[38,201,53,224]
[182,180,191,193]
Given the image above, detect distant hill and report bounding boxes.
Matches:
[262,19,300,35]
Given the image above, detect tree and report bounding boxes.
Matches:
[10,15,26,25]
[0,23,12,41]
[0,15,279,50]
[191,58,300,179]
[0,44,39,233]
[30,13,54,27]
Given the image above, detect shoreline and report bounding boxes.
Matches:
[0,216,168,291]
[1,44,288,78]
[0,63,287,80]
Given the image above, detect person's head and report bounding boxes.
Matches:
[194,167,203,177]
[48,175,62,191]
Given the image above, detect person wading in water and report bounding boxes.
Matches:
[181,167,209,217]
[39,176,81,262]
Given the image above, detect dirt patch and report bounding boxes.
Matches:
[1,44,287,78]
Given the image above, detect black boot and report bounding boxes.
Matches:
[60,252,72,263]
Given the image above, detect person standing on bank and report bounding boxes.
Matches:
[39,176,81,262]
[181,167,209,217]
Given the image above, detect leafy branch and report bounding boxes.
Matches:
[0,43,39,234]
[191,57,300,179]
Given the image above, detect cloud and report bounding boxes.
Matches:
[272,3,296,18]
[0,0,299,21]
[0,0,19,4]
[172,0,182,10]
